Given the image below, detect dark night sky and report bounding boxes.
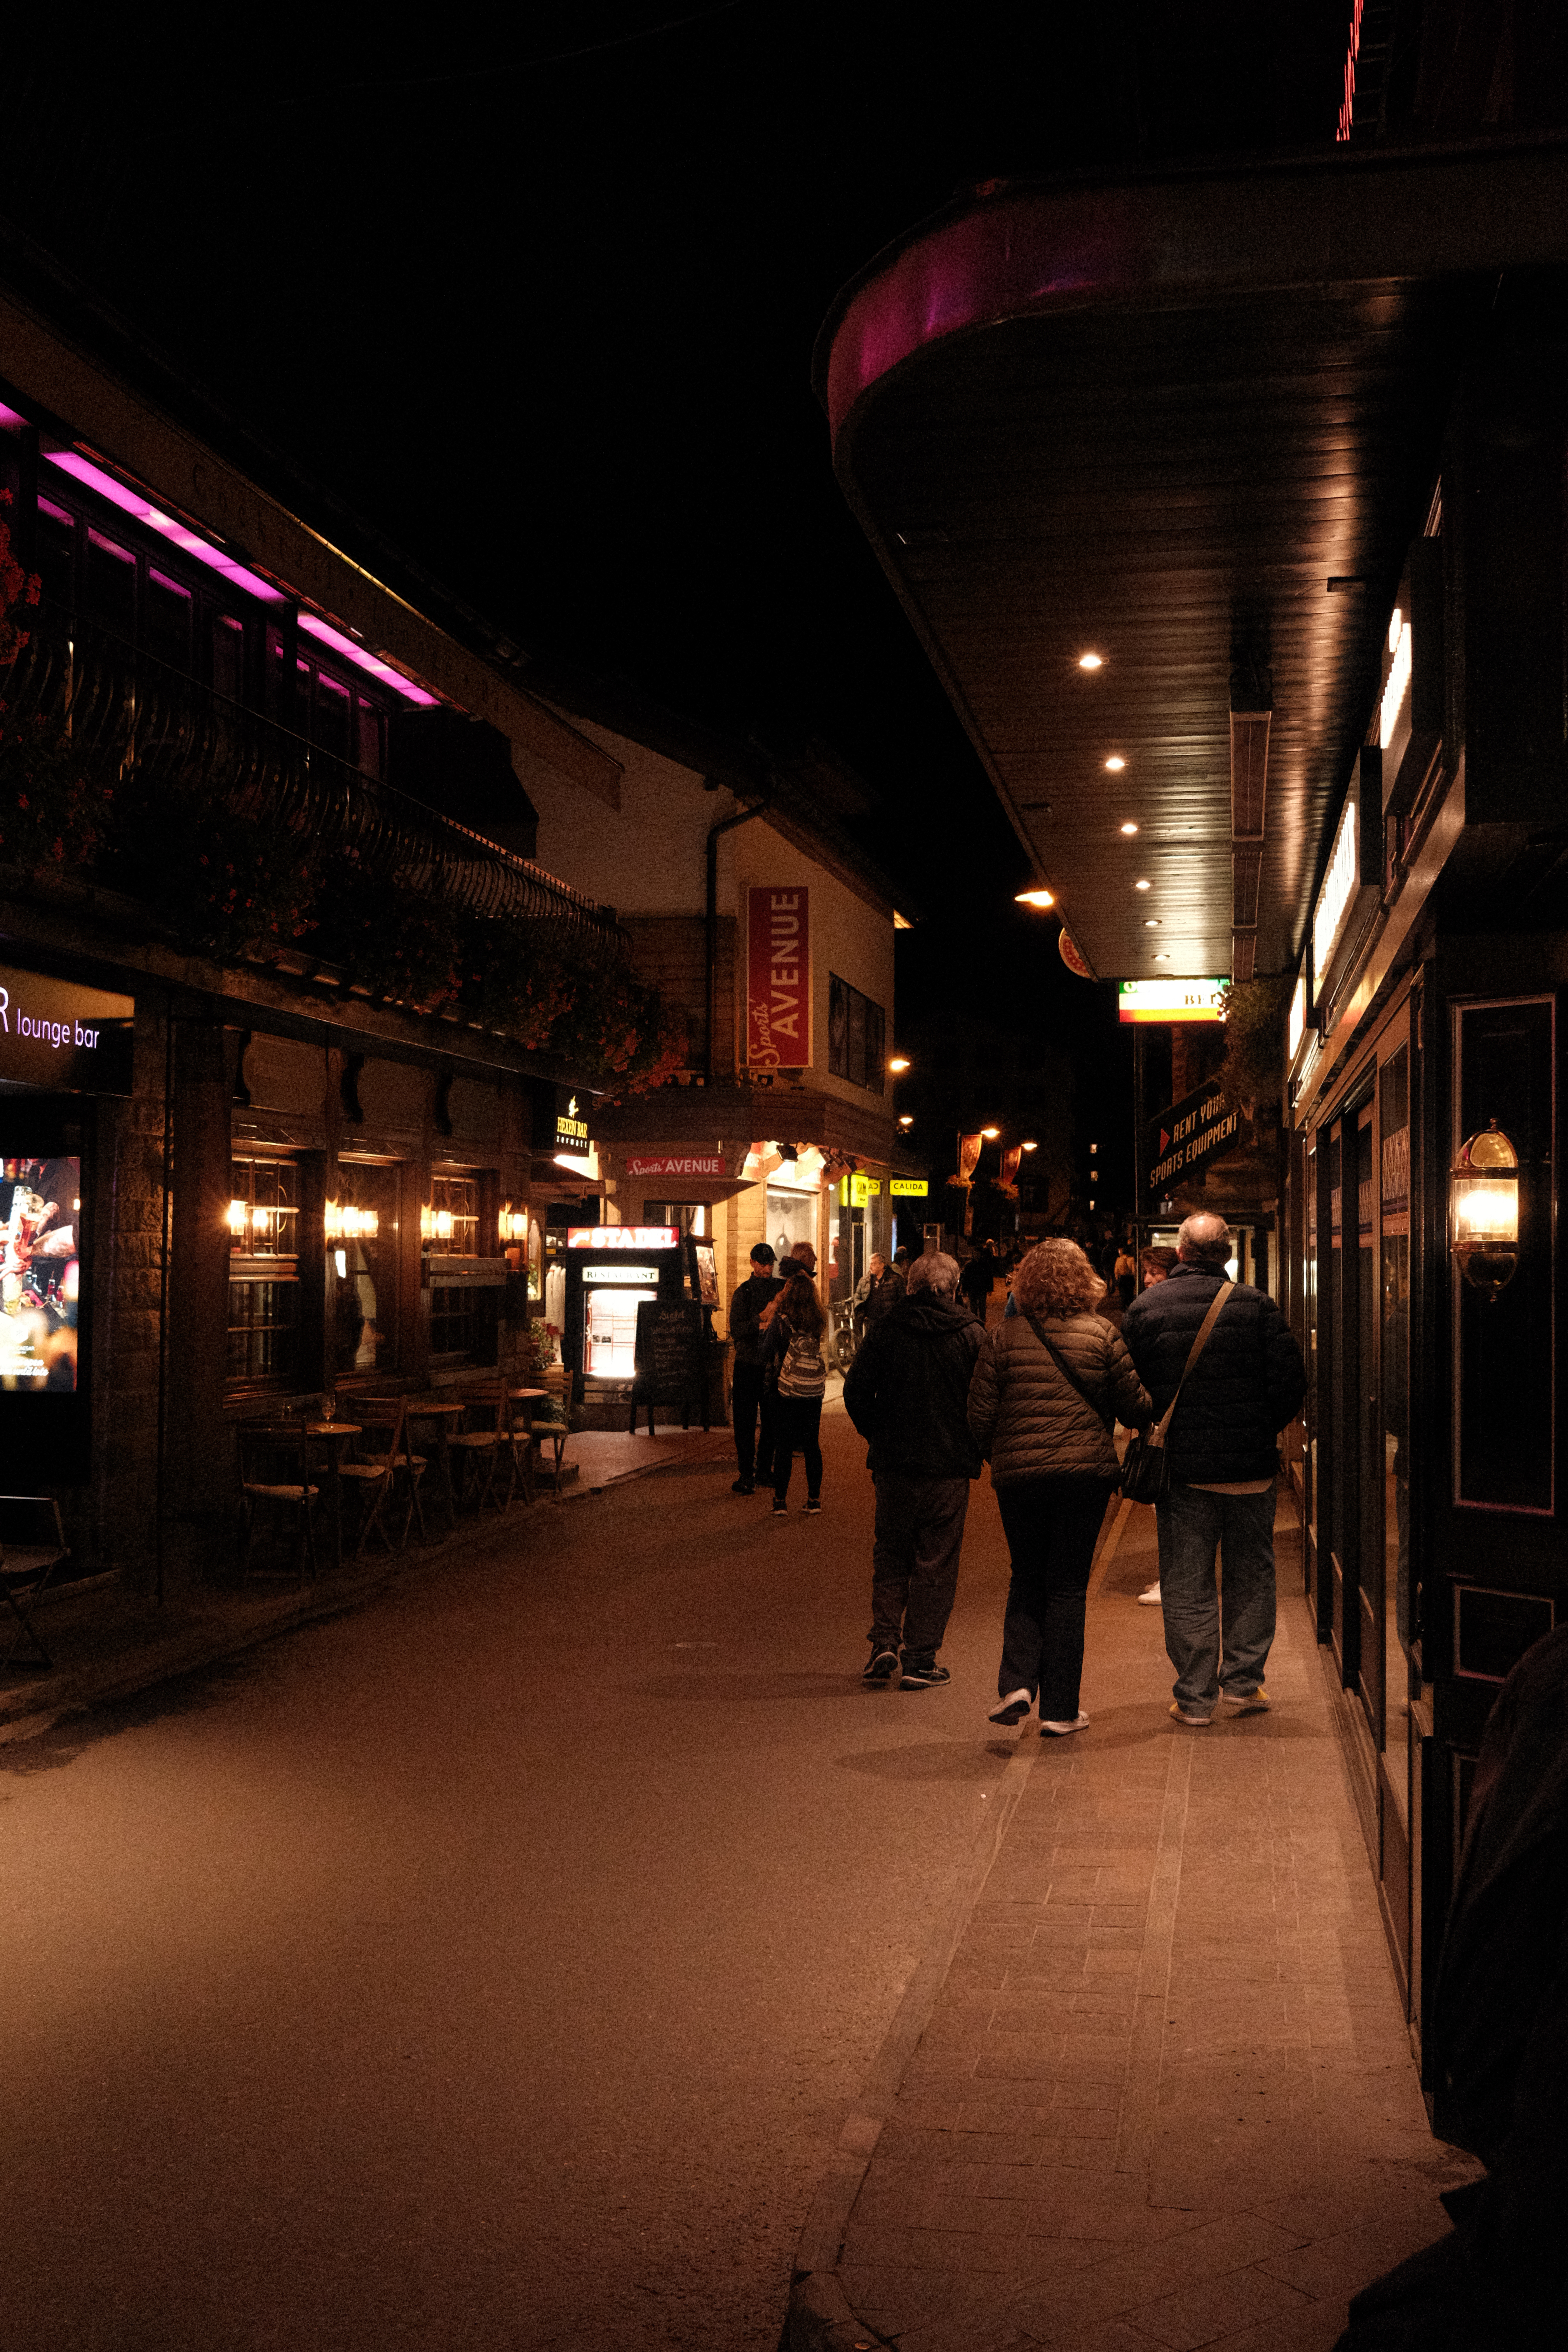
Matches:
[3,2,1348,1212]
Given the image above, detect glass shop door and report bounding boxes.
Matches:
[1355,1098,1383,1742]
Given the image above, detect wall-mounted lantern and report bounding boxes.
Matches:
[325,1200,379,1242]
[1451,1120,1519,1299]
[498,1204,529,1244]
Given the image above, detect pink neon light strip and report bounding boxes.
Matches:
[0,402,30,432]
[43,450,439,706]
[45,450,285,603]
[298,613,437,706]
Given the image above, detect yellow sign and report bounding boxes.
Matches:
[890,1178,928,1198]
[850,1173,869,1207]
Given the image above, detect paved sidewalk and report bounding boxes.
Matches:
[795,1495,1479,2352]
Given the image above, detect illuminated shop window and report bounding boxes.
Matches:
[228,1157,300,1385]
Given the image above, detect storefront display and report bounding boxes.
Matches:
[562,1225,686,1382]
[0,1104,90,1481]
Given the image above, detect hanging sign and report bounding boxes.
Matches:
[0,964,134,1095]
[1058,930,1094,979]
[566,1226,678,1250]
[1118,980,1226,1024]
[553,1087,591,1156]
[745,887,812,1070]
[1146,1078,1242,1199]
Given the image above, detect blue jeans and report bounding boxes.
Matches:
[1158,1482,1277,1716]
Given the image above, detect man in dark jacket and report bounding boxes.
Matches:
[728,1243,783,1495]
[1121,1211,1305,1725]
[843,1251,983,1689]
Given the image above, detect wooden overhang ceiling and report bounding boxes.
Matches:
[814,139,1568,984]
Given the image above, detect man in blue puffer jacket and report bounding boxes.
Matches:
[1121,1211,1305,1726]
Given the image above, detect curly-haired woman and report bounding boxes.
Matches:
[968,1238,1151,1734]
[764,1272,828,1514]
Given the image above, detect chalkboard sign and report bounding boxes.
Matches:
[631,1300,710,1432]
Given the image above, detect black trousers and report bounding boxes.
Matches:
[772,1396,822,1503]
[995,1477,1115,1719]
[730,1361,776,1484]
[869,1472,971,1664]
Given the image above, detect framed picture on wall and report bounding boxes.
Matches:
[691,1237,719,1307]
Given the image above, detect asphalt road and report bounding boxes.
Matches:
[0,1402,1023,2351]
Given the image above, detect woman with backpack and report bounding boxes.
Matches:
[967,1238,1151,1735]
[765,1272,828,1515]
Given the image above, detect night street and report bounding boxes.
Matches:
[0,1411,1017,2351]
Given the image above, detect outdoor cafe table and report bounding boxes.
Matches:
[304,1422,362,1574]
[399,1399,465,1533]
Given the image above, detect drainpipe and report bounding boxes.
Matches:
[706,796,768,1081]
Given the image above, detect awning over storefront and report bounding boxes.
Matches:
[814,136,1568,985]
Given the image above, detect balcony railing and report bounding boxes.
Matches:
[4,610,621,941]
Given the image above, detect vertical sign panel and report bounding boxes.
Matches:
[746,887,811,1070]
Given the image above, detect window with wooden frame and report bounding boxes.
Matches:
[228,1156,302,1387]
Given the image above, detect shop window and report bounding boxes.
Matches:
[212,613,245,702]
[644,1202,707,1237]
[85,528,136,634]
[228,1157,301,1387]
[766,1183,817,1260]
[330,1161,400,1379]
[35,498,75,611]
[828,975,885,1093]
[145,569,193,670]
[424,1173,479,1256]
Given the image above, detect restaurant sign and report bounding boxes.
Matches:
[623,1153,726,1179]
[746,887,811,1070]
[566,1226,679,1250]
[889,1178,929,1197]
[0,964,134,1095]
[1146,1078,1242,1200]
[1118,979,1226,1024]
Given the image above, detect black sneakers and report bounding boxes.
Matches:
[731,1478,755,1495]
[862,1648,899,1683]
[804,1498,822,1514]
[901,1661,951,1689]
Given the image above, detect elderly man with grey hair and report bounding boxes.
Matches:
[1121,1211,1305,1726]
[843,1250,984,1688]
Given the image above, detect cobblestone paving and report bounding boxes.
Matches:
[836,1502,1479,2352]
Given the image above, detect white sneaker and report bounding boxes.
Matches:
[988,1689,1031,1726]
[1041,1711,1089,1736]
[1137,1582,1161,1605]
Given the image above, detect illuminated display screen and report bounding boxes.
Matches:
[0,1153,80,1393]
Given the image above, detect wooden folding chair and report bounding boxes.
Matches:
[348,1402,427,1551]
[237,1423,320,1584]
[447,1383,519,1514]
[528,1419,571,1501]
[0,1494,71,1671]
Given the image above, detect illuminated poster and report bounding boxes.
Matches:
[0,1154,80,1392]
[746,887,811,1069]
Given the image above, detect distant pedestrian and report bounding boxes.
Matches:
[728,1244,783,1495]
[1113,1243,1136,1308]
[968,1239,1151,1735]
[765,1272,827,1514]
[843,1251,983,1690]
[1134,1248,1180,1603]
[960,1241,998,1319]
[1121,1212,1305,1727]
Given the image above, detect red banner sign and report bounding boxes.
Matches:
[623,1154,726,1178]
[746,887,811,1069]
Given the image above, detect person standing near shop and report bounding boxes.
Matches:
[728,1243,783,1495]
[844,1251,983,1689]
[765,1272,828,1514]
[1121,1211,1305,1725]
[960,1240,999,1322]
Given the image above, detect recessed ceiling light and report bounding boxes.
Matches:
[1105,755,1126,772]
[1153,952,1170,962]
[1134,879,1150,891]
[1144,919,1160,929]
[1078,652,1103,670]
[1120,821,1138,836]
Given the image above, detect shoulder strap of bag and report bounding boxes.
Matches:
[1148,1283,1231,1449]
[1023,1313,1113,1433]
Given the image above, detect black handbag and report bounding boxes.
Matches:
[1118,1286,1232,1505]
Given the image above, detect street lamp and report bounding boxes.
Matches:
[981,1125,1000,1139]
[888,1054,910,1073]
[1015,887,1054,909]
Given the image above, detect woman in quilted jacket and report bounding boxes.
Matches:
[968,1239,1151,1735]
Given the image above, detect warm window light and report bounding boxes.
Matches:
[1077,653,1103,670]
[1120,821,1138,835]
[1015,888,1055,908]
[1451,1120,1520,1298]
[1105,755,1126,772]
[888,1055,911,1073]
